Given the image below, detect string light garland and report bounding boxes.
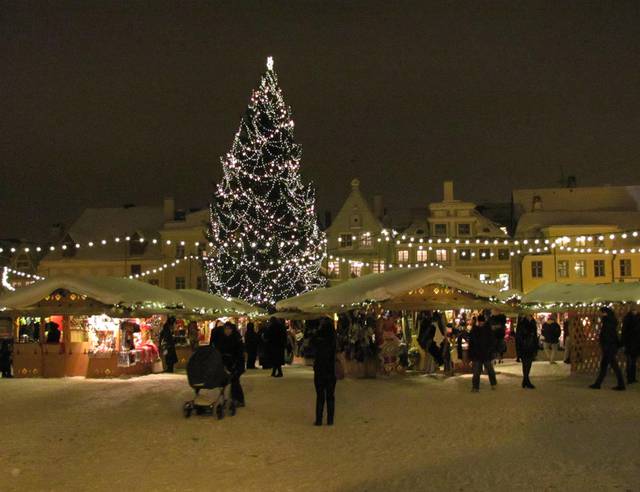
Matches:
[1,227,639,259]
[204,57,326,307]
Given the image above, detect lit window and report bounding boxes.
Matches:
[594,259,606,277]
[575,237,586,247]
[175,277,186,289]
[435,249,448,262]
[557,260,568,278]
[372,261,385,274]
[327,261,340,278]
[574,260,586,277]
[349,263,362,278]
[397,250,409,263]
[417,250,428,262]
[620,259,632,277]
[360,235,372,248]
[434,224,447,236]
[339,234,353,248]
[479,248,491,261]
[531,261,543,278]
[457,223,471,236]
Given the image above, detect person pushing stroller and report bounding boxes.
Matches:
[210,321,246,407]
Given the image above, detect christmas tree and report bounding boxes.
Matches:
[205,57,326,306]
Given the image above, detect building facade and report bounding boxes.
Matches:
[514,185,640,292]
[325,180,514,288]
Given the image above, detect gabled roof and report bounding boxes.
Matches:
[326,179,383,234]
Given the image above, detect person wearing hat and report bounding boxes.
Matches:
[590,307,625,390]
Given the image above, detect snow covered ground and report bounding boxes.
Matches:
[1,361,639,492]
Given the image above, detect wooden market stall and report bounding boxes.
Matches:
[521,282,640,374]
[170,289,266,369]
[277,266,501,376]
[0,275,183,378]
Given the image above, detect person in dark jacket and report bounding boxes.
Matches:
[311,317,337,426]
[590,307,625,390]
[621,308,639,384]
[0,339,12,378]
[489,311,508,363]
[244,322,259,370]
[266,317,287,377]
[541,316,561,364]
[159,317,178,373]
[515,314,538,389]
[45,321,61,344]
[469,315,497,392]
[211,322,246,406]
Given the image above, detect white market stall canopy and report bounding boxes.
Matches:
[0,275,182,313]
[276,266,500,314]
[522,282,640,307]
[0,275,265,317]
[175,290,266,317]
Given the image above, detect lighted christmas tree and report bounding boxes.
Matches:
[205,57,326,306]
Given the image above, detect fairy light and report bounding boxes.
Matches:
[204,57,325,306]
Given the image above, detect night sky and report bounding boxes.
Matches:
[2,1,639,240]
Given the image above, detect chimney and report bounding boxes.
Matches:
[443,181,454,201]
[373,194,384,221]
[164,197,175,222]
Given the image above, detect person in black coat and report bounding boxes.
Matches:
[541,316,561,364]
[311,317,337,426]
[489,311,508,363]
[45,321,61,344]
[211,322,246,406]
[0,339,12,378]
[621,308,640,384]
[590,307,625,390]
[159,317,178,373]
[515,314,538,389]
[244,322,259,370]
[266,317,287,377]
[469,315,497,392]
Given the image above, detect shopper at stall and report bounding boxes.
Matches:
[0,339,12,378]
[621,308,640,385]
[590,307,625,391]
[265,317,287,377]
[311,317,337,426]
[469,315,497,392]
[187,321,199,350]
[45,321,61,344]
[211,322,246,407]
[541,315,561,364]
[489,310,507,364]
[244,322,259,370]
[159,317,178,373]
[515,314,538,389]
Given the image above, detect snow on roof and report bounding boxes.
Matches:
[175,290,266,316]
[515,211,640,237]
[522,282,640,305]
[42,206,165,262]
[276,266,499,313]
[0,274,182,310]
[513,186,640,215]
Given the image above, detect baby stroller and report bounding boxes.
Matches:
[183,346,234,419]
